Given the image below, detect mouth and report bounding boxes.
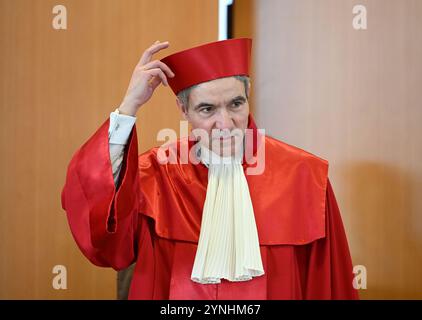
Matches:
[210,130,244,143]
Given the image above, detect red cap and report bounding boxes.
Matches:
[160,38,252,95]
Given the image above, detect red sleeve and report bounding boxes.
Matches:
[61,118,143,270]
[304,179,359,299]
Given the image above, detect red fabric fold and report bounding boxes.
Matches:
[61,119,142,270]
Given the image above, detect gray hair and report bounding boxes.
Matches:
[177,75,250,111]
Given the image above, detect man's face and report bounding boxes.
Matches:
[177,76,250,157]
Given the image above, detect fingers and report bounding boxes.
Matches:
[141,59,175,78]
[146,68,169,86]
[139,40,170,66]
[148,75,162,90]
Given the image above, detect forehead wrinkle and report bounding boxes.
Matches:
[192,83,245,106]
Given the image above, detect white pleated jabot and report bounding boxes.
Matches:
[190,142,265,284]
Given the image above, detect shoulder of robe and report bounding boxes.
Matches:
[248,135,329,245]
[134,136,330,245]
[135,138,209,243]
[264,135,329,175]
[138,146,160,171]
[137,138,186,174]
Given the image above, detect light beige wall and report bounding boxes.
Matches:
[0,0,217,299]
[253,0,422,299]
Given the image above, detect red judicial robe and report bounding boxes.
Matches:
[61,115,359,300]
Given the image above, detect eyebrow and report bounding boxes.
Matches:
[193,96,246,111]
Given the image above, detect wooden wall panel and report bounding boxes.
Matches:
[0,0,217,299]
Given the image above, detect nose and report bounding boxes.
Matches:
[214,108,234,131]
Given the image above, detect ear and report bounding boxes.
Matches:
[176,97,188,120]
[247,80,251,98]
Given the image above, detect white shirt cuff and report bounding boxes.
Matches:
[108,111,137,145]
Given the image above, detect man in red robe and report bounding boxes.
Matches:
[61,38,359,299]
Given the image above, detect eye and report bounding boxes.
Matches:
[199,106,213,114]
[232,100,243,108]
